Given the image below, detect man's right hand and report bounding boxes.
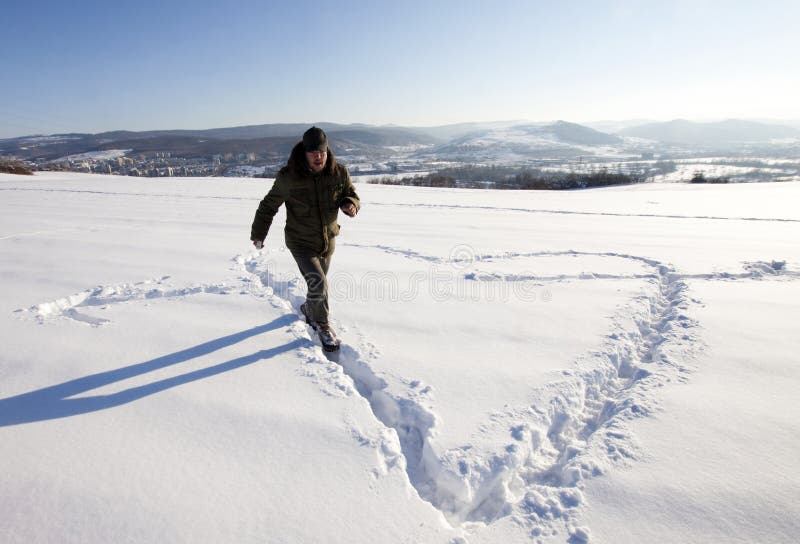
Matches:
[252,240,264,250]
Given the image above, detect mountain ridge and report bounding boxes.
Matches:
[618,119,800,144]
[3,119,798,163]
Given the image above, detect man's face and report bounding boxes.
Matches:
[306,150,327,173]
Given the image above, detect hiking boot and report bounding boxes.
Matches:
[317,323,341,352]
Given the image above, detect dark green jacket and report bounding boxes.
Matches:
[251,163,360,255]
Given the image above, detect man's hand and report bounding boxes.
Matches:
[341,202,357,217]
[252,240,264,250]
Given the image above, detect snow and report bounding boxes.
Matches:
[583,280,800,543]
[657,162,798,183]
[429,127,625,164]
[2,172,800,543]
[54,149,131,162]
[224,165,265,177]
[13,135,83,144]
[464,127,562,149]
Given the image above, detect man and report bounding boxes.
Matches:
[250,126,360,351]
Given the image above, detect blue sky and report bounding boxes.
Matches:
[2,0,799,137]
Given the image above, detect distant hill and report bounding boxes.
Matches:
[93,123,368,141]
[541,121,623,146]
[582,119,658,133]
[5,119,798,165]
[96,135,298,159]
[0,123,439,162]
[407,121,526,141]
[419,120,623,162]
[619,119,800,144]
[1,134,117,162]
[327,128,438,147]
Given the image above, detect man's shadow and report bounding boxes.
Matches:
[0,314,306,427]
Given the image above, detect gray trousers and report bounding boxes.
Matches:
[291,239,334,324]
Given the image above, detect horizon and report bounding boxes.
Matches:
[3,0,799,139]
[4,116,800,140]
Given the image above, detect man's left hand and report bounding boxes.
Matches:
[341,202,357,217]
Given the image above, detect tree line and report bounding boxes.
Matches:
[0,158,34,175]
[366,163,673,190]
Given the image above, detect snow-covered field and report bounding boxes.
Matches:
[659,160,799,183]
[54,149,131,163]
[2,172,799,543]
[431,127,636,164]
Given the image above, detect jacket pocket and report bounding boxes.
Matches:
[327,181,343,211]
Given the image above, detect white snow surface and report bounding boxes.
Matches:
[2,172,800,543]
[441,126,633,162]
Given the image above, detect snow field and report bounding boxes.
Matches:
[2,172,800,543]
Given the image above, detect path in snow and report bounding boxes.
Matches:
[15,276,235,326]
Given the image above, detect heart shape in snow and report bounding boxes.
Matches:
[240,246,700,534]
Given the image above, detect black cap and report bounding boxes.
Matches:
[303,126,328,152]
